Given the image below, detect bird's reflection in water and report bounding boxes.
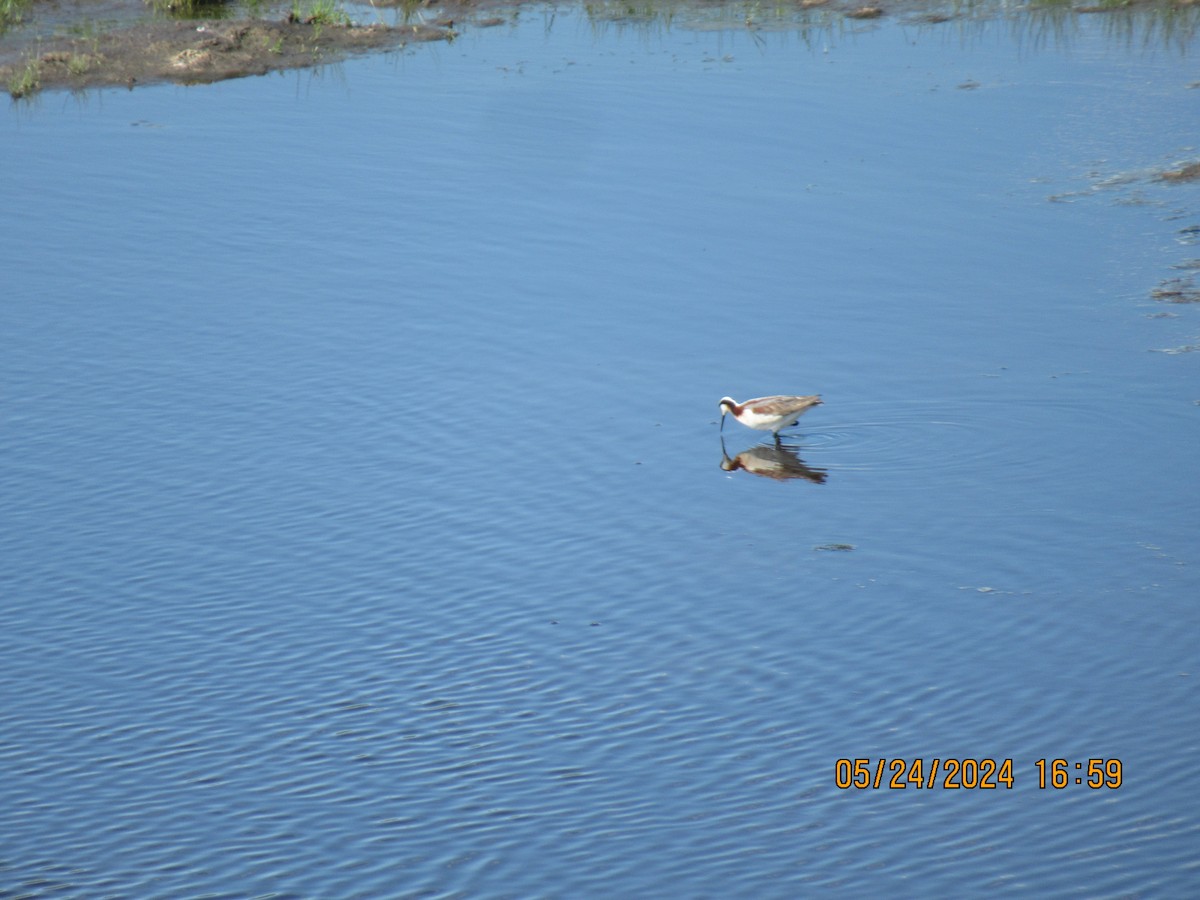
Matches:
[720,438,828,484]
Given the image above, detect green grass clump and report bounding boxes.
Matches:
[66,54,94,76]
[1,0,32,35]
[8,58,40,98]
[291,0,352,26]
[145,0,233,18]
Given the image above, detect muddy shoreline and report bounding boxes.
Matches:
[0,4,465,97]
[2,0,1198,98]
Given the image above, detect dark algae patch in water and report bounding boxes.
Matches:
[1156,161,1200,184]
[1152,276,1200,303]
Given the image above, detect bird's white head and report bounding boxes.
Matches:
[718,397,737,430]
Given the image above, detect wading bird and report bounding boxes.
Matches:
[718,394,823,441]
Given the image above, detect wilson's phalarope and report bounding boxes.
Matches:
[718,394,823,440]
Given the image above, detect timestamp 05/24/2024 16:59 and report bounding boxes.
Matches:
[834,758,1124,790]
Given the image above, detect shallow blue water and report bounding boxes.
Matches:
[2,6,1199,896]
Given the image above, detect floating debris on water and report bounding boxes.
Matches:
[1156,161,1200,184]
[1152,276,1200,303]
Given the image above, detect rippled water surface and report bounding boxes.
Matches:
[3,5,1199,896]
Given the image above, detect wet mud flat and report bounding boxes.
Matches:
[0,3,464,97]
[4,18,454,96]
[2,0,1199,98]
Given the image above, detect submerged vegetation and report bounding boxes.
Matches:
[576,0,1200,50]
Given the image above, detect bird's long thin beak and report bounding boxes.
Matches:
[720,411,726,432]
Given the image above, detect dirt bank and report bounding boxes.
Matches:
[0,8,458,98]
